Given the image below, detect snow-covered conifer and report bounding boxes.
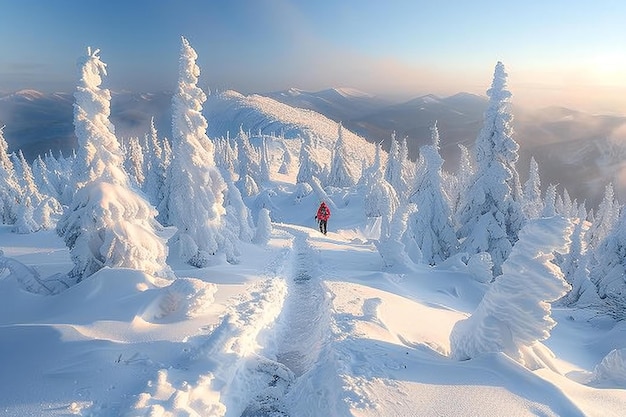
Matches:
[449,144,474,220]
[375,203,418,268]
[296,131,323,184]
[164,37,243,266]
[542,183,557,218]
[587,183,619,250]
[56,47,170,282]
[384,132,401,186]
[258,137,271,184]
[12,150,62,233]
[327,122,356,188]
[407,122,458,265]
[522,157,543,220]
[456,62,524,275]
[236,125,260,185]
[451,216,573,370]
[124,136,145,188]
[0,126,21,224]
[362,142,399,220]
[32,155,57,200]
[253,207,272,245]
[589,206,626,319]
[278,144,293,175]
[143,118,169,212]
[562,206,601,307]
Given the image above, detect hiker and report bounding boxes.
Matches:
[315,201,331,235]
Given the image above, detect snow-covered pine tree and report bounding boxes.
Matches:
[522,156,543,220]
[456,61,524,275]
[0,126,21,225]
[375,202,418,268]
[143,117,168,211]
[450,216,573,370]
[327,122,356,188]
[589,205,626,320]
[253,207,272,245]
[278,143,293,175]
[12,150,62,233]
[124,136,145,189]
[362,142,399,226]
[384,132,401,186]
[56,47,171,282]
[237,126,260,181]
[450,144,474,220]
[542,183,557,217]
[587,183,619,250]
[562,206,601,307]
[258,136,271,184]
[296,130,323,184]
[32,155,57,201]
[165,36,242,266]
[408,122,458,265]
[43,150,71,204]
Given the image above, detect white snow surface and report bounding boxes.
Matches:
[0,167,625,416]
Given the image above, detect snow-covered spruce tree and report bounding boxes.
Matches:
[541,183,557,217]
[258,136,271,184]
[450,216,573,370]
[327,122,356,188]
[236,126,260,180]
[296,130,323,184]
[12,150,62,233]
[0,126,21,224]
[449,144,474,220]
[124,136,145,189]
[278,142,293,175]
[375,202,419,268]
[43,150,72,204]
[56,47,171,282]
[562,206,601,307]
[385,133,401,186]
[589,206,626,320]
[522,156,543,220]
[456,61,524,275]
[587,183,619,251]
[408,122,458,265]
[32,155,57,201]
[235,126,260,197]
[253,207,272,245]
[361,142,399,237]
[165,36,244,266]
[142,118,169,212]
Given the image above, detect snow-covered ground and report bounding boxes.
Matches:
[0,176,625,417]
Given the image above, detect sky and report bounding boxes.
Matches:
[1,0,625,114]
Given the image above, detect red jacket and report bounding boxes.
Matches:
[316,203,331,221]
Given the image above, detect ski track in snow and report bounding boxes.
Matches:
[118,225,333,417]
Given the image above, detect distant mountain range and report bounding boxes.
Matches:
[1,87,626,207]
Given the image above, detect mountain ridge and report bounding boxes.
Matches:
[2,87,626,206]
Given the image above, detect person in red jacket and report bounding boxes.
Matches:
[315,201,331,235]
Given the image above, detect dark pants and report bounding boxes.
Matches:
[319,220,327,235]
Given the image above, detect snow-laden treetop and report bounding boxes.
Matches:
[77,47,107,89]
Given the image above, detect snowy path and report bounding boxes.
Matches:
[122,225,334,417]
[238,225,332,416]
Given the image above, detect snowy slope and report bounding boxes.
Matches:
[1,175,625,416]
[204,89,378,175]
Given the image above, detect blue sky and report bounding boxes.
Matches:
[1,0,625,113]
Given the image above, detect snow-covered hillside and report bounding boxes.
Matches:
[204,89,378,175]
[1,182,625,416]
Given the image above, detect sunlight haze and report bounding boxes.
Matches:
[0,0,624,114]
